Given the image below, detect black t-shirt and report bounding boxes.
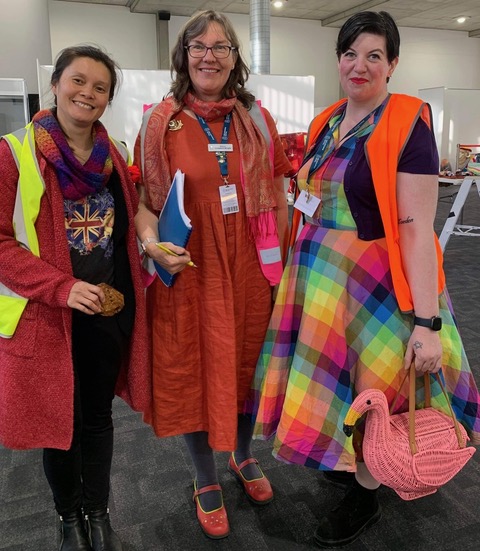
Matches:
[65,172,119,285]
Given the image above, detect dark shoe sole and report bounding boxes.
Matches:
[200,527,231,540]
[313,507,382,548]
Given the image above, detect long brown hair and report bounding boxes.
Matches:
[170,10,255,108]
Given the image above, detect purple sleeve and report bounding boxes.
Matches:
[398,117,439,175]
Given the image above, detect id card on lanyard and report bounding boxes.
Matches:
[294,114,342,216]
[197,113,239,215]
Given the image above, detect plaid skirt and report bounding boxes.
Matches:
[250,223,480,471]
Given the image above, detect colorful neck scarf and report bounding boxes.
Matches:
[33,109,113,201]
[141,95,276,239]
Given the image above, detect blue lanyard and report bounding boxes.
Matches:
[304,104,384,184]
[196,113,232,182]
[305,114,343,183]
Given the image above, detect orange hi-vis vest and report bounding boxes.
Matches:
[305,93,445,313]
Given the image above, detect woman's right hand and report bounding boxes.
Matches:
[145,241,192,275]
[67,281,105,314]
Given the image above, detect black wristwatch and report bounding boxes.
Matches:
[413,315,442,331]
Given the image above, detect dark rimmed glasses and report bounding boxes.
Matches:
[185,44,237,59]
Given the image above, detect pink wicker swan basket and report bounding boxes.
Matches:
[343,364,475,500]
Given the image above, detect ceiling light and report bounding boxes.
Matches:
[455,16,470,24]
[272,0,285,8]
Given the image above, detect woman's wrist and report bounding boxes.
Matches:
[141,236,158,257]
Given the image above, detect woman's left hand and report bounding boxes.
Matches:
[403,326,443,373]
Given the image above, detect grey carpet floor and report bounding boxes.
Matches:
[2,184,480,551]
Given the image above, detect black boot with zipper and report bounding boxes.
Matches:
[84,508,123,551]
[59,510,92,551]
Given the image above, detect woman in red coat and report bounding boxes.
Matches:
[0,46,151,551]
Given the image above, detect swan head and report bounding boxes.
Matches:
[343,389,388,437]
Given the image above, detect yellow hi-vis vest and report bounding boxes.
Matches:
[0,124,130,338]
[0,123,43,338]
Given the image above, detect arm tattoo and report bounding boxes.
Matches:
[398,216,414,225]
[413,341,423,350]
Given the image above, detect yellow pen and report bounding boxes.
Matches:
[156,242,197,268]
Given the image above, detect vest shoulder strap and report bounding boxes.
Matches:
[249,101,271,147]
[139,104,158,176]
[109,136,131,165]
[2,126,29,170]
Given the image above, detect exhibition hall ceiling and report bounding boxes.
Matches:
[57,0,480,37]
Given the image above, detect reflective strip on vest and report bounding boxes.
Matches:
[0,124,45,338]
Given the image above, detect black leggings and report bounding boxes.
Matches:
[43,312,125,515]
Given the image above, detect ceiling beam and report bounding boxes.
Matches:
[126,0,140,11]
[469,28,480,38]
[321,0,388,27]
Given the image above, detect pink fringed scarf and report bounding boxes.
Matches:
[141,94,277,241]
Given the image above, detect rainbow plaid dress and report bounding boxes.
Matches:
[251,110,480,471]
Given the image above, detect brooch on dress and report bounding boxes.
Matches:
[168,119,183,131]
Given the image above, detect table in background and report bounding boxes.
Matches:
[438,177,480,250]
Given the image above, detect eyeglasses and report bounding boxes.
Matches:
[185,44,237,59]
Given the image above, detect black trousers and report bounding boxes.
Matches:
[43,312,126,515]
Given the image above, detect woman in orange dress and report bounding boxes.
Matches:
[134,10,292,540]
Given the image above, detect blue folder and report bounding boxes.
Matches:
[154,169,192,287]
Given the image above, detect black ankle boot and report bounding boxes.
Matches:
[313,479,382,548]
[85,508,123,551]
[322,470,355,489]
[59,510,92,551]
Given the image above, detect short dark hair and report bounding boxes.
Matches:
[336,11,400,63]
[170,10,255,108]
[51,45,121,103]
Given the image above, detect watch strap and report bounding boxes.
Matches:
[141,236,158,253]
[413,315,442,331]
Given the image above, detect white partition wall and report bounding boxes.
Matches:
[38,66,314,153]
[419,86,480,168]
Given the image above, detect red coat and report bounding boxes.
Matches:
[0,139,152,450]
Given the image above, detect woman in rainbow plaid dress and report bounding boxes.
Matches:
[250,10,480,548]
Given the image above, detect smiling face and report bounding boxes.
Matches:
[52,56,111,133]
[338,32,398,107]
[187,21,236,102]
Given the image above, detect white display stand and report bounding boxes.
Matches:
[38,65,315,153]
[0,78,30,135]
[439,177,480,251]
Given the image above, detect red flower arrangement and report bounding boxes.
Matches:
[128,165,141,184]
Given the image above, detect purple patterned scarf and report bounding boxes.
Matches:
[33,109,113,200]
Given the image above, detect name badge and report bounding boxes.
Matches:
[294,189,321,217]
[219,184,240,215]
[208,144,233,153]
[259,246,282,265]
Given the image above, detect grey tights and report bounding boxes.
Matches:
[184,414,259,510]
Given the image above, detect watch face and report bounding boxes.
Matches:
[432,317,442,331]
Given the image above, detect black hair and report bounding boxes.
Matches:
[336,11,400,63]
[51,44,121,103]
[170,10,255,108]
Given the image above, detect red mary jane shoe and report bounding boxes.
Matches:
[193,482,230,539]
[227,454,274,505]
